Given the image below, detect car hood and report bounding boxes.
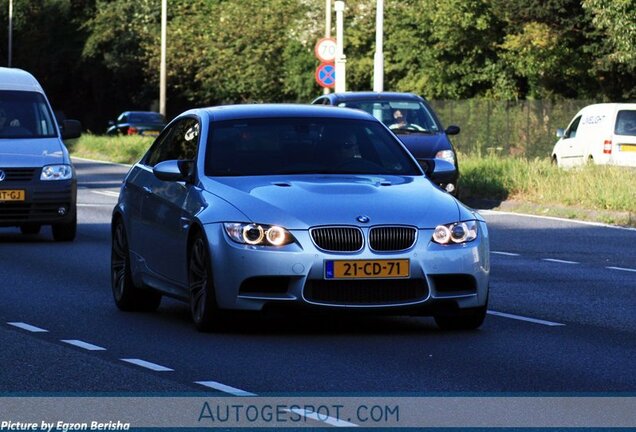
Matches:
[395,133,451,159]
[202,175,460,229]
[0,138,66,167]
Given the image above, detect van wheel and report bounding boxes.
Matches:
[587,156,594,165]
[551,156,558,166]
[52,214,77,242]
[20,224,41,235]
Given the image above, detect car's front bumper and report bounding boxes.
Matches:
[203,222,489,314]
[0,172,76,227]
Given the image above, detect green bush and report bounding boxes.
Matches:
[67,134,153,164]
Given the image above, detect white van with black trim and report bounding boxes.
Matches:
[0,67,82,240]
[552,103,636,168]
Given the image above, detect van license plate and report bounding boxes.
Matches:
[0,190,25,201]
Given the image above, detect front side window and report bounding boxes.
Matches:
[338,100,440,133]
[0,90,57,139]
[615,110,636,136]
[205,117,421,177]
[144,117,200,167]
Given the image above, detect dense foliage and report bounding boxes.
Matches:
[0,0,633,131]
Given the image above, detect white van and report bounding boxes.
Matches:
[552,103,636,168]
[0,67,82,240]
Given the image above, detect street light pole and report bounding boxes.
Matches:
[373,0,384,92]
[8,0,13,67]
[323,0,331,94]
[334,0,346,93]
[159,0,167,117]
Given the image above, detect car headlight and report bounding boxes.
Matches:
[41,164,73,181]
[224,223,295,247]
[432,221,478,245]
[435,150,456,165]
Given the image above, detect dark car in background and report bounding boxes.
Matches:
[106,111,166,137]
[312,92,461,195]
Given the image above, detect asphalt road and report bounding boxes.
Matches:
[1,158,635,396]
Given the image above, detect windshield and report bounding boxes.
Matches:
[205,117,422,177]
[0,90,58,139]
[338,100,440,133]
[127,112,165,124]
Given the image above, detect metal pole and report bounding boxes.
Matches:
[323,0,332,95]
[159,0,167,117]
[373,0,384,92]
[334,0,346,93]
[8,0,13,67]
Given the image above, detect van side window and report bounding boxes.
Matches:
[564,116,581,139]
[615,110,636,136]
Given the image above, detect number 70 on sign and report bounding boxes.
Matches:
[315,38,337,63]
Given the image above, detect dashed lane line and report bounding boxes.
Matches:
[120,358,174,372]
[7,322,48,332]
[492,251,520,256]
[541,258,580,265]
[195,381,257,397]
[606,266,636,273]
[90,190,120,198]
[61,339,106,351]
[487,310,565,327]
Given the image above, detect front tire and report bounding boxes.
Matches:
[111,220,161,311]
[434,298,488,331]
[52,213,77,242]
[20,224,41,235]
[188,233,222,332]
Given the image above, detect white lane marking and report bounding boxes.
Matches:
[492,251,520,256]
[7,322,48,332]
[71,156,133,168]
[479,209,636,232]
[607,266,636,273]
[121,358,173,372]
[487,310,565,327]
[287,408,359,428]
[91,190,120,198]
[61,339,106,351]
[77,203,114,207]
[542,258,579,265]
[195,381,257,397]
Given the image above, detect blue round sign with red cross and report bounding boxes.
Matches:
[315,63,335,88]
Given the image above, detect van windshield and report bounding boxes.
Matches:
[0,90,58,139]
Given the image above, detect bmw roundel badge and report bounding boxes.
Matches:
[356,215,370,223]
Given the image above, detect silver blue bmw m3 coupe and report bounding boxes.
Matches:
[111,104,489,331]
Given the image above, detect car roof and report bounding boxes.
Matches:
[0,67,44,93]
[320,92,424,103]
[200,104,377,122]
[122,111,163,115]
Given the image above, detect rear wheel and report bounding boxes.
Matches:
[434,298,488,331]
[188,233,222,332]
[52,213,77,242]
[20,224,41,235]
[111,220,161,311]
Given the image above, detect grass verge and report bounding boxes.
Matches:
[67,136,636,227]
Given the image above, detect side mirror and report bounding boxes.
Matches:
[61,119,82,140]
[445,125,460,135]
[556,128,565,138]
[153,159,193,182]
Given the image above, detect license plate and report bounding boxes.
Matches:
[0,190,25,201]
[620,144,636,152]
[325,259,410,279]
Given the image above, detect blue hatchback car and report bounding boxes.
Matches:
[312,92,461,195]
[111,104,489,332]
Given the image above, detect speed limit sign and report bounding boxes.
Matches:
[315,38,337,63]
